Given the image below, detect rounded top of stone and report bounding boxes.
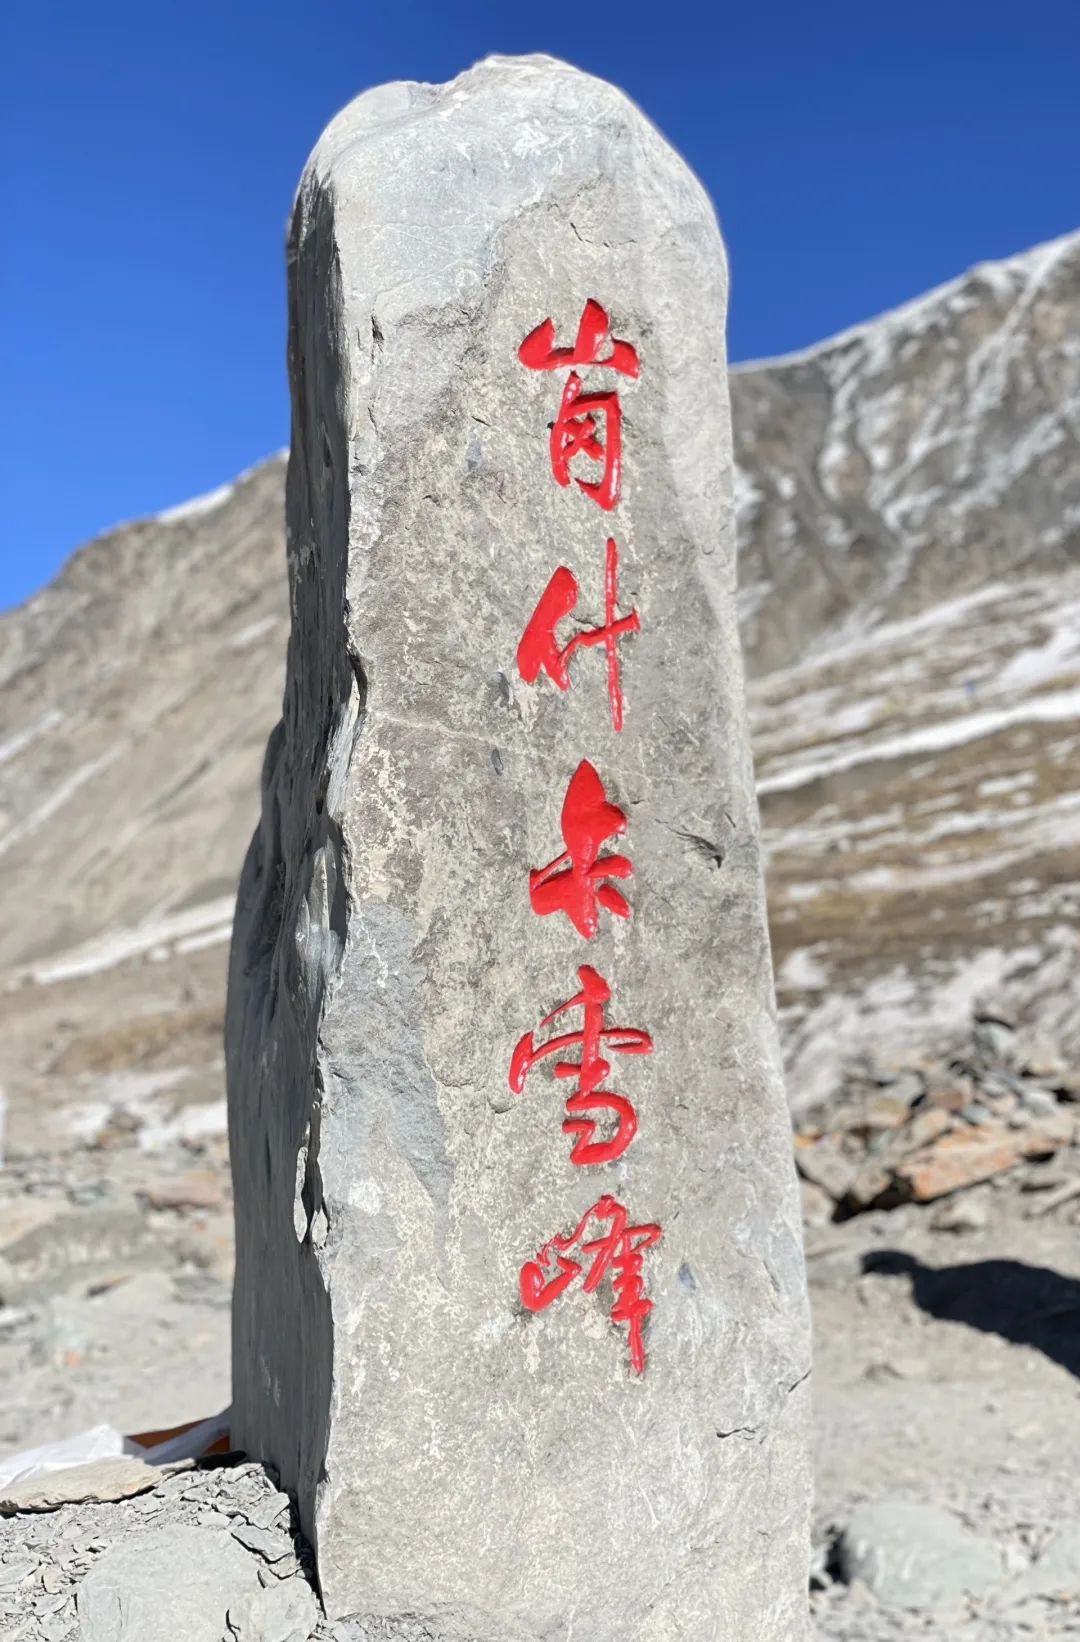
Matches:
[300,54,651,196]
[285,50,724,348]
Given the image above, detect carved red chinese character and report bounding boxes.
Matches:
[518,301,638,512]
[510,964,652,1166]
[549,373,623,511]
[530,760,632,938]
[517,298,640,378]
[519,1194,661,1375]
[517,537,640,731]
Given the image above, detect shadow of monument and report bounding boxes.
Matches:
[862,1250,1080,1379]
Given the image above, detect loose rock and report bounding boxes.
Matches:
[0,1458,186,1517]
[836,1501,1005,1611]
[77,1525,264,1641]
[1013,1524,1080,1602]
[929,1192,990,1233]
[226,1574,318,1642]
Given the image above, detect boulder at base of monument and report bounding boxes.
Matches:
[227,52,811,1641]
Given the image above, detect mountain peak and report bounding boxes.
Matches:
[736,224,1080,376]
[1,227,1077,1155]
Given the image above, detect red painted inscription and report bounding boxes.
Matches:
[513,298,658,1374]
[549,373,623,511]
[519,1194,661,1375]
[529,760,632,938]
[510,963,653,1166]
[517,298,640,378]
[517,537,640,731]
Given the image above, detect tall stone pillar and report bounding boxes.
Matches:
[227,54,811,1639]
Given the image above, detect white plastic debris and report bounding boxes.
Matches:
[0,1407,231,1490]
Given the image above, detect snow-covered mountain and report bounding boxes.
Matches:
[2,230,1078,1148]
[733,228,1080,671]
[732,228,1080,1107]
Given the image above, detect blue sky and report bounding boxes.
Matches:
[4,0,1080,608]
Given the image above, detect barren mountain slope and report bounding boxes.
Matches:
[2,230,1078,1151]
[733,228,1080,1107]
[0,459,289,1153]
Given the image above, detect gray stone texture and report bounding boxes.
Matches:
[836,1501,1007,1612]
[77,1525,264,1641]
[227,53,811,1638]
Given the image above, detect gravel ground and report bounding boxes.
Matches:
[3,1113,1080,1638]
[810,1163,1080,1639]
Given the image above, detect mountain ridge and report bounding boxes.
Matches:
[2,227,1078,1146]
[732,225,1080,373]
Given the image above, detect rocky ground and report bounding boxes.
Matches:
[1,1008,1079,1639]
[0,1451,378,1641]
[810,1163,1080,1639]
[807,1010,1080,1637]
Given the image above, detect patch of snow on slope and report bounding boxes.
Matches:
[778,948,829,992]
[154,450,286,528]
[783,947,1042,1113]
[998,614,1080,690]
[26,896,236,985]
[0,710,62,768]
[139,1098,228,1153]
[0,746,124,859]
[227,614,280,650]
[757,685,1080,795]
[756,583,1018,689]
[157,480,236,525]
[732,227,1080,375]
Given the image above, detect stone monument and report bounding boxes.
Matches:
[227,53,811,1639]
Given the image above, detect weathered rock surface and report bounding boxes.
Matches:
[1014,1524,1080,1601]
[0,1455,183,1516]
[836,1501,1006,1612]
[0,1459,325,1642]
[77,1524,264,1641]
[794,1008,1080,1220]
[227,54,810,1639]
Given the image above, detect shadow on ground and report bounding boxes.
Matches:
[863,1250,1080,1379]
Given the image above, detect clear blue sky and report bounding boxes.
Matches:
[4,0,1079,608]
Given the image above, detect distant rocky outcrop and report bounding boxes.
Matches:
[732,229,1080,672]
[0,457,289,1157]
[736,231,1080,1108]
[2,232,1079,1153]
